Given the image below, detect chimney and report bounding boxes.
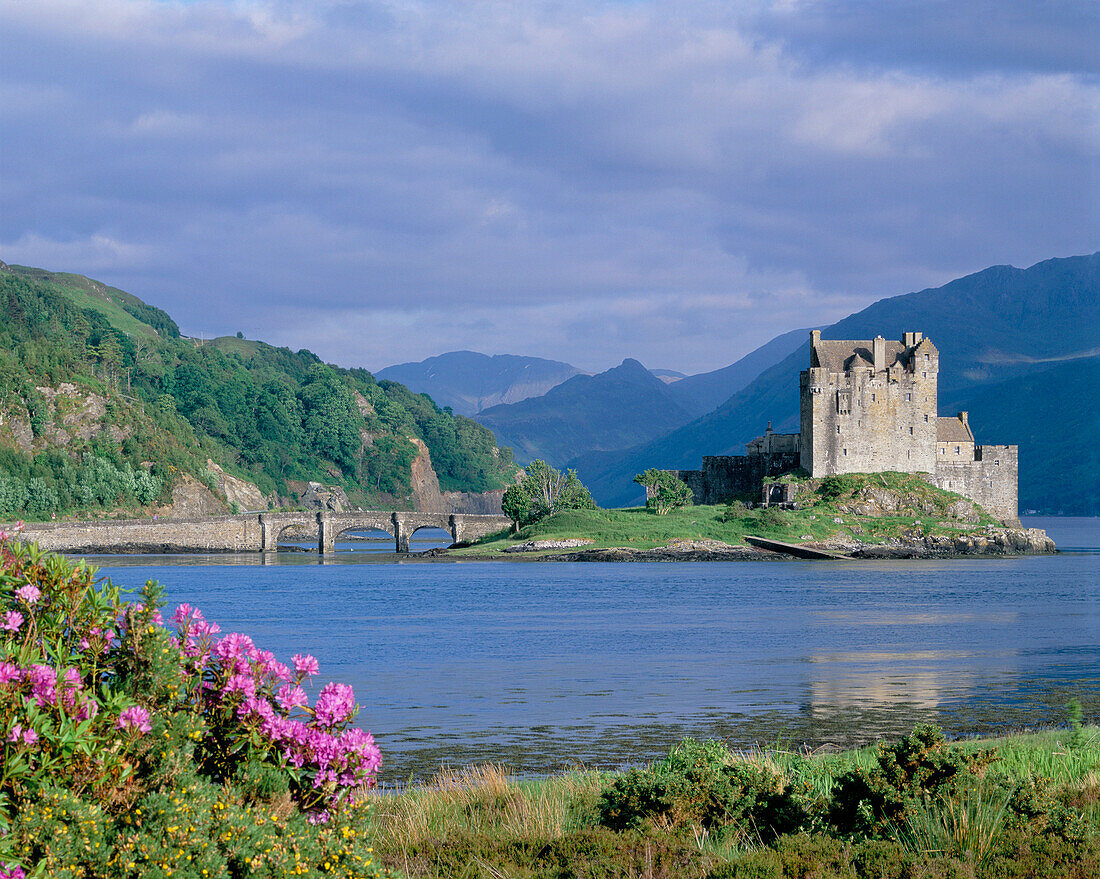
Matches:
[810,329,821,346]
[903,331,914,347]
[873,335,886,372]
[959,411,969,429]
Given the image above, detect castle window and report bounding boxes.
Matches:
[905,393,912,401]
[924,353,929,360]
[871,393,876,402]
[837,425,841,434]
[924,415,929,422]
[843,449,847,456]
[955,446,960,455]
[909,427,914,435]
[922,372,927,378]
[995,460,1000,466]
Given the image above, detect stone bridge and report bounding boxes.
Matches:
[15,511,510,556]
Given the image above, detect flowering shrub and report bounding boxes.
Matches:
[172,604,381,819]
[0,525,387,877]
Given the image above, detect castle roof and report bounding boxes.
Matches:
[811,339,906,373]
[936,416,974,444]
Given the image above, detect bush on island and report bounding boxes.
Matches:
[502,460,596,528]
[633,469,693,516]
[0,524,387,878]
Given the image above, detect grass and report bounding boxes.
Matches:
[362,728,1100,877]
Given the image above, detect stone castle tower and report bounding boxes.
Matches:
[800,330,939,476]
[799,330,1018,522]
[657,330,1019,523]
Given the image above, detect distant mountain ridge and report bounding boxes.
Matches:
[474,358,693,466]
[570,253,1100,514]
[376,351,585,417]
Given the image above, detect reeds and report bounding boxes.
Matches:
[365,764,603,853]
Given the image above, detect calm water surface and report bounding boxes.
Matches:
[90,517,1100,779]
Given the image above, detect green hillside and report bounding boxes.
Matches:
[0,262,515,519]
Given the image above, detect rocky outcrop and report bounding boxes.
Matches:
[158,474,228,518]
[203,460,268,512]
[409,438,447,512]
[835,484,982,524]
[408,436,506,515]
[0,383,127,453]
[300,482,352,512]
[851,527,1056,559]
[443,488,505,515]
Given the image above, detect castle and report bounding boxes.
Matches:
[662,330,1019,523]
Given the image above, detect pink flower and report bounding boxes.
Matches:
[276,683,308,711]
[14,585,40,606]
[118,705,152,734]
[0,662,21,685]
[313,682,355,728]
[306,810,331,825]
[26,664,57,706]
[172,603,201,625]
[293,653,319,677]
[222,674,256,700]
[21,728,37,745]
[0,860,27,879]
[214,632,257,662]
[1,611,23,632]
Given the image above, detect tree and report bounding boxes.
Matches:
[297,364,362,474]
[634,468,693,515]
[502,459,596,527]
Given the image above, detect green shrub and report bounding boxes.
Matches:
[827,724,997,839]
[720,501,749,522]
[595,739,808,842]
[756,506,791,530]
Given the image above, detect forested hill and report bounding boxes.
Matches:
[0,262,515,519]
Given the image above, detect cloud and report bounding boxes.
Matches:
[0,233,159,274]
[0,0,1096,373]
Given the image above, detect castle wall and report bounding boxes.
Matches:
[933,445,1019,524]
[667,448,799,505]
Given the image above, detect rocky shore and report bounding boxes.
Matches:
[445,527,1056,562]
[847,526,1056,559]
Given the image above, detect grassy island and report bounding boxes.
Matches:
[452,472,1022,559]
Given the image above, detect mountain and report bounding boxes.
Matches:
[376,351,584,416]
[951,357,1100,516]
[571,253,1100,512]
[0,262,515,520]
[474,358,693,466]
[664,327,816,417]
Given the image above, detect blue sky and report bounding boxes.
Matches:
[1,0,1096,373]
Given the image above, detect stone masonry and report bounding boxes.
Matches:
[659,330,1019,523]
[14,510,510,555]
